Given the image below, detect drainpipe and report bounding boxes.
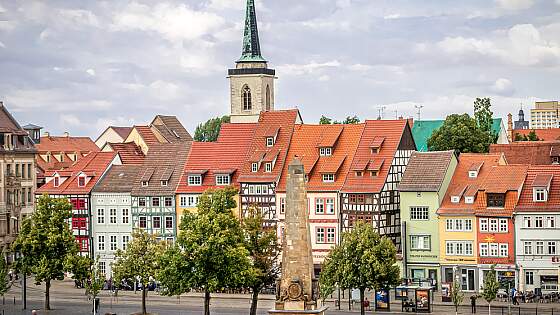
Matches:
[402,221,408,279]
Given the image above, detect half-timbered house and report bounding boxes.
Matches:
[340,119,416,252]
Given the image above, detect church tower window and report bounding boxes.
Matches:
[265,85,271,111]
[242,85,252,111]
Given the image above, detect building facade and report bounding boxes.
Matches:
[0,103,37,253]
[340,119,416,252]
[398,151,457,285]
[530,101,560,129]
[91,165,141,278]
[515,166,560,294]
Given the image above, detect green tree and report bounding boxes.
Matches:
[451,279,464,315]
[65,255,92,288]
[343,115,361,124]
[158,187,253,315]
[427,114,493,153]
[112,229,165,315]
[11,195,77,310]
[242,206,280,315]
[481,266,499,315]
[0,252,10,297]
[194,116,230,142]
[514,130,541,142]
[86,258,106,315]
[320,221,400,315]
[474,98,493,134]
[319,116,333,125]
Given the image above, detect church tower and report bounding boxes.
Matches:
[228,0,276,123]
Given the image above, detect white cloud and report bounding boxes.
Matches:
[495,0,535,10]
[149,80,182,101]
[384,14,402,20]
[86,69,96,76]
[277,60,341,76]
[0,41,5,48]
[60,114,81,126]
[318,75,331,82]
[490,78,515,96]
[112,2,225,43]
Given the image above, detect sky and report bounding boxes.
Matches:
[0,0,559,137]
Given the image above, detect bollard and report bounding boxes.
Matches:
[13,296,15,305]
[519,306,521,315]
[502,306,504,315]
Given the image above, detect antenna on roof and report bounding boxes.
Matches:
[394,110,398,119]
[414,105,424,121]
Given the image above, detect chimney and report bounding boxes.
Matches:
[507,113,513,142]
[64,132,69,137]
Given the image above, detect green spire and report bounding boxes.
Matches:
[238,0,266,62]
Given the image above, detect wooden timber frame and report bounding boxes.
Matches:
[240,182,277,227]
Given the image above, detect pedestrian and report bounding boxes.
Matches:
[31,310,37,315]
[470,294,478,313]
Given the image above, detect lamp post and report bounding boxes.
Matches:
[11,216,25,310]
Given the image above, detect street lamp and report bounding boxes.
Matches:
[11,216,26,310]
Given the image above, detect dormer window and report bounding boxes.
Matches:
[266,137,274,147]
[534,188,547,202]
[487,193,505,208]
[142,181,149,187]
[370,171,378,177]
[468,171,478,178]
[188,175,202,186]
[78,176,86,187]
[54,176,60,187]
[265,163,272,173]
[161,180,168,187]
[322,174,335,183]
[216,175,230,186]
[356,171,363,177]
[251,163,258,173]
[465,196,475,204]
[451,196,460,204]
[319,147,332,157]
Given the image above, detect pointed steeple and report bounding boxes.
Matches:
[238,0,266,62]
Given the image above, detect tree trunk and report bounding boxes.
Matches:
[360,287,365,315]
[45,279,51,310]
[488,302,491,315]
[250,287,259,315]
[204,289,211,315]
[142,287,147,315]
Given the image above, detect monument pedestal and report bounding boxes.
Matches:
[268,307,328,315]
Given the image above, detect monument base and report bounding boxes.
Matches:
[268,306,328,315]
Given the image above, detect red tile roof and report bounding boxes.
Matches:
[177,123,257,193]
[106,142,145,165]
[513,129,560,142]
[341,120,410,193]
[111,126,133,139]
[238,110,300,183]
[437,154,505,216]
[277,124,364,192]
[134,126,160,146]
[36,151,118,195]
[398,150,455,192]
[490,142,560,165]
[517,166,560,212]
[36,136,99,153]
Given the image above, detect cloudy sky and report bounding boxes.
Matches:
[0,0,559,137]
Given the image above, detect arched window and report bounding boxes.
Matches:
[265,85,271,111]
[242,85,252,111]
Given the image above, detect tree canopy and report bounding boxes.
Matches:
[320,221,400,315]
[318,115,361,125]
[514,130,541,141]
[481,265,500,315]
[112,229,165,315]
[0,252,10,296]
[194,116,230,142]
[158,187,253,315]
[12,194,78,310]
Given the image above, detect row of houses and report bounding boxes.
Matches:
[400,144,560,294]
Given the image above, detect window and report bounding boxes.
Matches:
[322,174,334,183]
[489,219,498,232]
[78,176,86,187]
[99,262,106,275]
[54,176,60,187]
[98,235,105,251]
[526,272,534,285]
[139,198,146,207]
[242,85,252,111]
[326,228,336,243]
[465,196,475,204]
[536,241,544,255]
[251,163,258,172]
[480,243,488,256]
[534,188,547,202]
[165,216,173,229]
[524,241,533,255]
[266,137,274,147]
[465,219,472,231]
[547,216,556,228]
[152,197,160,207]
[164,197,173,207]
[122,209,129,224]
[523,216,531,228]
[142,181,149,187]
[500,244,508,257]
[455,219,463,231]
[188,175,202,186]
[499,219,508,232]
[110,235,117,251]
[109,209,117,224]
[469,171,478,178]
[319,147,332,156]
[446,241,473,256]
[315,198,325,214]
[153,217,161,229]
[535,216,544,228]
[489,243,499,256]
[216,175,230,186]
[326,198,335,214]
[548,241,556,255]
[410,207,429,220]
[280,198,285,214]
[411,235,430,250]
[487,193,505,207]
[356,171,363,177]
[97,209,105,224]
[446,219,454,231]
[265,163,272,173]
[316,228,326,244]
[139,216,147,229]
[180,196,187,207]
[161,180,168,186]
[451,196,460,203]
[187,196,199,207]
[122,235,130,250]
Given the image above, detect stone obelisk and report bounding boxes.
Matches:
[270,159,327,314]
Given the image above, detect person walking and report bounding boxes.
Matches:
[471,294,478,313]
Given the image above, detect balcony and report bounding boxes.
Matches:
[4,174,21,188]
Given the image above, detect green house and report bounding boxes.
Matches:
[398,150,458,285]
[412,118,508,151]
